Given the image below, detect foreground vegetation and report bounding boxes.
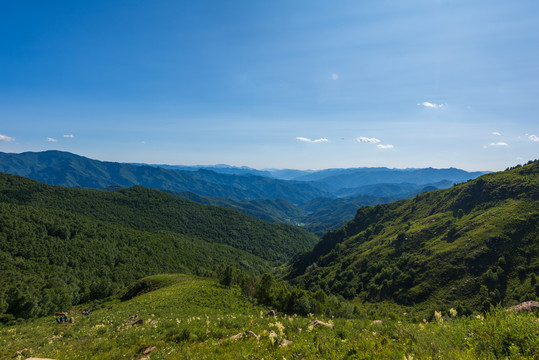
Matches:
[1,274,537,359]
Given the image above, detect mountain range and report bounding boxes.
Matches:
[0,150,489,233]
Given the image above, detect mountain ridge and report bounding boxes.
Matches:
[286,160,539,312]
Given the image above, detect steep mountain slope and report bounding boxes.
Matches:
[287,161,539,312]
[0,151,331,203]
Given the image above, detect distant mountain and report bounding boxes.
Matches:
[264,169,315,180]
[286,160,539,312]
[0,151,488,234]
[0,151,331,204]
[131,163,274,178]
[334,180,454,198]
[294,167,488,191]
[169,191,307,224]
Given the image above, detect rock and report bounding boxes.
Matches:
[310,320,333,328]
[142,346,156,355]
[280,339,292,347]
[247,330,259,339]
[507,301,539,313]
[228,332,243,340]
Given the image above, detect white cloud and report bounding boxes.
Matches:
[47,137,57,142]
[331,73,339,80]
[0,134,14,142]
[296,137,328,143]
[529,134,539,142]
[357,136,381,144]
[492,131,501,136]
[488,142,508,146]
[417,101,444,108]
[63,134,75,138]
[377,144,394,149]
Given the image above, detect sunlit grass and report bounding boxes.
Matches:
[1,274,538,359]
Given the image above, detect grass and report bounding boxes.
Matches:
[1,274,538,359]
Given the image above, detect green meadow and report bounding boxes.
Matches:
[1,274,537,359]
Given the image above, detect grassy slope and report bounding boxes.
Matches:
[287,161,539,312]
[1,273,537,360]
[0,172,318,264]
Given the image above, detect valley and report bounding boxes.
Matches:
[0,153,537,359]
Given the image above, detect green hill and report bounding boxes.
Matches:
[287,160,539,312]
[1,273,537,359]
[0,172,318,264]
[0,173,318,320]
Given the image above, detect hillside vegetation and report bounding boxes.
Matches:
[287,160,539,313]
[0,172,317,263]
[1,274,537,359]
[0,173,317,321]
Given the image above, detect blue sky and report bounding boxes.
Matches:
[0,0,538,171]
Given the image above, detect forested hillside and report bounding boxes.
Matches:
[287,160,539,313]
[0,173,317,263]
[0,173,318,321]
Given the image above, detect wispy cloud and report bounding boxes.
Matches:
[63,134,75,138]
[296,137,329,143]
[357,136,381,143]
[487,142,509,147]
[529,134,539,142]
[492,131,501,136]
[417,101,444,108]
[377,144,394,149]
[0,134,15,142]
[47,137,57,142]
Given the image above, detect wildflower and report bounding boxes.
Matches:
[475,314,484,320]
[434,311,443,323]
[418,323,425,330]
[449,308,457,317]
[176,318,181,325]
[307,324,314,332]
[269,330,277,345]
[274,321,285,336]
